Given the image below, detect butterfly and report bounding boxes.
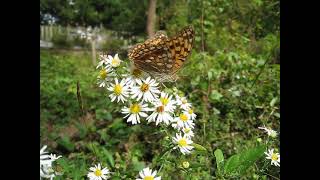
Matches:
[128,25,195,82]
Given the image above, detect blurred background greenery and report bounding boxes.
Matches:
[40,0,279,179]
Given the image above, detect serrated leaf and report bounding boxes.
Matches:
[214,149,224,173]
[224,145,266,176]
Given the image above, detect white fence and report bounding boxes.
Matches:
[40,25,136,50]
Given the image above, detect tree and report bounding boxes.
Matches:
[146,0,157,37]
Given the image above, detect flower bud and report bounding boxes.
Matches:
[182,161,189,168]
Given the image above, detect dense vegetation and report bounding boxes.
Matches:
[40,0,280,179]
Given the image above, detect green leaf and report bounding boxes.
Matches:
[131,156,145,171]
[213,108,220,115]
[103,149,115,168]
[214,149,224,173]
[210,90,223,101]
[270,97,278,107]
[57,136,75,152]
[96,109,113,120]
[224,145,266,176]
[192,143,207,152]
[208,71,213,80]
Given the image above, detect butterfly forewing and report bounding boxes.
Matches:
[128,25,194,80]
[168,26,194,73]
[128,33,171,74]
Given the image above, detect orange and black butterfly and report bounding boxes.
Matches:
[128,26,195,82]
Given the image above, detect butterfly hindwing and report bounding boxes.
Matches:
[168,26,194,73]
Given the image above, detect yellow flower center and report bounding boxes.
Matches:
[160,97,169,106]
[188,109,193,114]
[99,69,107,79]
[114,84,122,95]
[94,169,102,177]
[271,153,278,161]
[178,138,188,147]
[140,83,149,92]
[184,128,191,133]
[130,103,141,114]
[156,106,164,113]
[132,68,142,78]
[179,114,188,122]
[182,99,187,104]
[144,176,154,180]
[111,58,120,66]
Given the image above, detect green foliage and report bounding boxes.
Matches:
[72,36,90,48]
[223,145,266,177]
[214,149,224,174]
[40,0,279,178]
[51,32,72,48]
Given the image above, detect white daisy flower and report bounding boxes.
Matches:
[121,103,150,124]
[124,68,145,87]
[147,101,173,125]
[40,165,56,180]
[96,54,109,69]
[40,145,62,179]
[131,77,160,103]
[264,149,280,167]
[87,163,110,180]
[40,145,51,166]
[159,92,176,113]
[171,113,195,130]
[258,126,278,138]
[184,108,196,120]
[107,54,122,68]
[182,127,194,138]
[176,96,192,110]
[136,167,161,180]
[173,133,194,155]
[97,66,114,87]
[49,154,62,161]
[107,78,129,103]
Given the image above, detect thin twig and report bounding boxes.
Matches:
[201,0,205,52]
[76,81,97,156]
[76,81,84,116]
[251,54,272,89]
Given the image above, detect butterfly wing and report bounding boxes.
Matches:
[166,25,195,73]
[128,31,173,74]
[128,26,194,77]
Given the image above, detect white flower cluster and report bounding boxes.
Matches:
[87,164,160,180]
[40,145,62,179]
[258,126,280,167]
[76,27,97,41]
[96,53,198,155]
